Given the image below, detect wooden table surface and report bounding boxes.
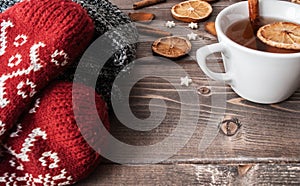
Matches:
[76,0,300,185]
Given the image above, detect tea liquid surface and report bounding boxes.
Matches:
[225,17,299,53]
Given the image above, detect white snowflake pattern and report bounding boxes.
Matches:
[0,40,45,108]
[51,50,69,67]
[0,18,70,111]
[10,123,22,138]
[8,53,22,68]
[0,170,73,186]
[0,20,14,56]
[29,98,40,114]
[39,151,60,169]
[0,120,6,136]
[14,34,28,47]
[0,18,75,186]
[7,128,47,162]
[9,158,24,171]
[1,128,74,185]
[17,79,36,99]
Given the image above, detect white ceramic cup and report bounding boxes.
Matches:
[196,0,300,104]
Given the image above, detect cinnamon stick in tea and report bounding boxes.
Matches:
[247,0,265,50]
[248,0,260,33]
[133,0,166,10]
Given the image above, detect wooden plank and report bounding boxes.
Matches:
[76,0,300,185]
[100,0,300,164]
[76,163,300,185]
[108,59,300,163]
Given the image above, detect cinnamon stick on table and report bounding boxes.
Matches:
[133,0,166,10]
[136,24,172,37]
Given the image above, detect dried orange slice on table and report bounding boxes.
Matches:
[171,0,213,23]
[128,12,155,23]
[205,21,217,36]
[152,36,192,58]
[257,22,300,50]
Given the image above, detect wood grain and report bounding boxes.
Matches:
[77,0,300,185]
[107,61,300,162]
[76,163,300,185]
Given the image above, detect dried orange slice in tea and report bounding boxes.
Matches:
[171,0,213,23]
[152,36,192,58]
[257,22,300,50]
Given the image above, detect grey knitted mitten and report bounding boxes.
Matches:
[0,0,138,105]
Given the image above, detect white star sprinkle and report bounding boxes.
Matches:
[166,21,176,28]
[187,32,198,40]
[188,22,198,29]
[181,76,193,87]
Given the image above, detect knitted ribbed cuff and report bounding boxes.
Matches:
[72,0,138,105]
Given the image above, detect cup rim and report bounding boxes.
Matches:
[215,1,300,58]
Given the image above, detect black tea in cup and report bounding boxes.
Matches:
[225,17,299,53]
